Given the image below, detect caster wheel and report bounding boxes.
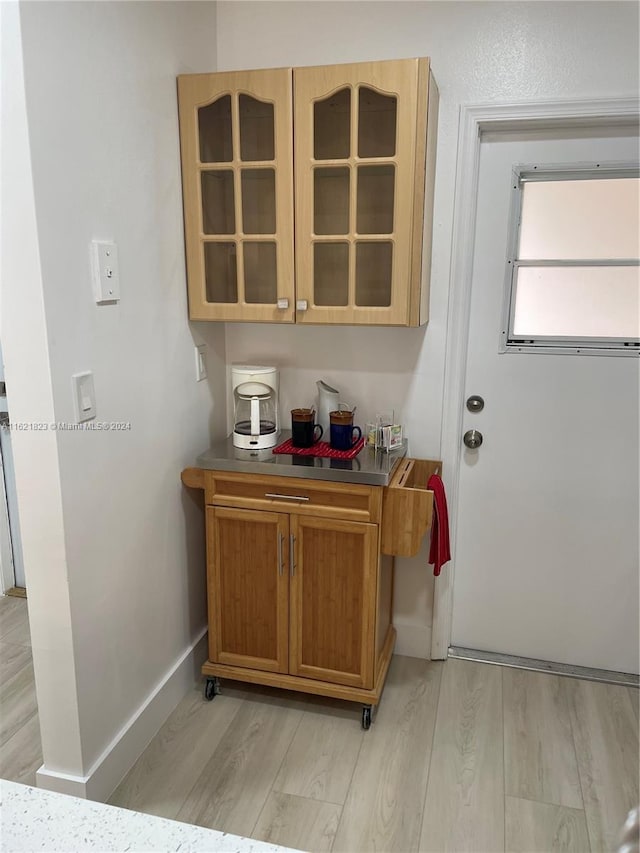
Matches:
[361,704,373,730]
[204,677,221,701]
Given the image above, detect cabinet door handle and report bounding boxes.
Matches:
[265,493,310,502]
[277,532,284,576]
[289,533,296,577]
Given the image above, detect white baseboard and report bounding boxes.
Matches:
[34,766,89,799]
[394,620,431,660]
[36,628,208,802]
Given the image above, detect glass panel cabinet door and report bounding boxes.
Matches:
[294,59,437,326]
[178,70,295,322]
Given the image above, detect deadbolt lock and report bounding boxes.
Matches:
[466,395,485,413]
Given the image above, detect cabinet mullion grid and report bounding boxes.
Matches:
[230,92,245,305]
[344,83,399,312]
[348,83,358,308]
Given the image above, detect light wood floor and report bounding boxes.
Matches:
[0,595,42,786]
[2,596,638,852]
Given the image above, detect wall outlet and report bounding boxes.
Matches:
[195,344,207,381]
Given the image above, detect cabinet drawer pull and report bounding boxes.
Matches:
[290,533,296,577]
[277,532,284,576]
[265,493,310,502]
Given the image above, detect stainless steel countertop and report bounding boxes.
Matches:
[195,432,407,486]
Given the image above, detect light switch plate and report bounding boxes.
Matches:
[91,241,120,303]
[72,371,96,423]
[195,344,207,381]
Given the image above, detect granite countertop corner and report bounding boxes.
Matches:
[0,780,303,853]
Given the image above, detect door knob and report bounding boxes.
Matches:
[463,429,483,449]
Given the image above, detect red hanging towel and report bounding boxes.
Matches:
[427,473,451,577]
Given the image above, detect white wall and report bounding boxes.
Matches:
[1,0,84,777]
[6,0,225,794]
[216,0,640,658]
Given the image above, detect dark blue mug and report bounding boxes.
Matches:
[329,410,362,451]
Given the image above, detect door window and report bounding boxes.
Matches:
[503,166,640,354]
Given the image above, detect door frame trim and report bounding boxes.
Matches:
[432,97,640,659]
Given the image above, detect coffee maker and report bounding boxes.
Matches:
[231,365,279,449]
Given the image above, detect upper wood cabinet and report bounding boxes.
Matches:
[178,69,295,322]
[294,59,437,326]
[178,58,438,326]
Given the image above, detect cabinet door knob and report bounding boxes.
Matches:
[277,298,289,309]
[296,299,308,311]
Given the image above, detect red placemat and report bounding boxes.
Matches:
[272,437,365,460]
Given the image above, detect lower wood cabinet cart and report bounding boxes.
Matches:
[181,457,440,728]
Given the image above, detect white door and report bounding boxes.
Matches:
[451,129,639,675]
